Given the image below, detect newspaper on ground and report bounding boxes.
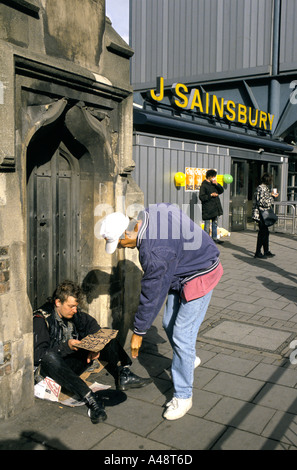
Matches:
[34,361,109,407]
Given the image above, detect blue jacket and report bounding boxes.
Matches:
[134,204,220,335]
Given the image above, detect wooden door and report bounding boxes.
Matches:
[27,146,80,309]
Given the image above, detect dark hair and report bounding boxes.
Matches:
[206,169,217,179]
[261,173,273,185]
[52,280,83,304]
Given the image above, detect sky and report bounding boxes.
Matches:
[106,0,130,44]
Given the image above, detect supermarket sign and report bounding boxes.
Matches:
[149,76,274,131]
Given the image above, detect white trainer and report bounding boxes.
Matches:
[194,356,201,368]
[163,397,192,420]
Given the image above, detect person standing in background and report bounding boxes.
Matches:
[252,173,278,258]
[199,169,224,244]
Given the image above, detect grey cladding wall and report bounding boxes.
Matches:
[133,132,230,229]
[130,0,274,89]
[279,0,297,71]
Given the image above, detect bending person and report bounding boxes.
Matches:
[100,205,223,420]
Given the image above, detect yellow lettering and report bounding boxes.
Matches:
[201,92,209,114]
[248,108,259,127]
[150,76,164,102]
[225,100,236,121]
[205,93,209,114]
[259,111,267,130]
[268,113,274,131]
[163,76,273,131]
[173,83,189,108]
[237,104,247,124]
[212,95,224,118]
[189,88,204,112]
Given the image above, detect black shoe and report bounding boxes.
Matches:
[213,239,224,244]
[254,252,267,259]
[84,391,107,424]
[264,251,275,257]
[117,366,153,391]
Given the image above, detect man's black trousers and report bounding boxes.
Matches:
[39,338,132,399]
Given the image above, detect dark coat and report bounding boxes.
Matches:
[33,302,100,366]
[199,180,224,220]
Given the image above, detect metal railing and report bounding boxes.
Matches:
[272,201,297,235]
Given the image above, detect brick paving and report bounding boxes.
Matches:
[0,229,297,451]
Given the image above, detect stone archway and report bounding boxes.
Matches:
[25,100,116,309]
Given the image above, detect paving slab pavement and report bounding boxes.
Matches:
[0,229,297,452]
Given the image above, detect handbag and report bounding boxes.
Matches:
[259,207,278,227]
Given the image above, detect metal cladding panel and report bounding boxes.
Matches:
[133,133,230,228]
[130,0,273,89]
[279,0,297,71]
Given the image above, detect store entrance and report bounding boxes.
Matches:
[230,159,248,231]
[230,159,281,231]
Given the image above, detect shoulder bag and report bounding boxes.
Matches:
[259,207,278,227]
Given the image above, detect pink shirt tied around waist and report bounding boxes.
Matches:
[181,261,223,302]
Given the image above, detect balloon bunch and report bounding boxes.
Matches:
[174,172,233,186]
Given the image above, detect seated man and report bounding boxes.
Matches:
[33,280,152,424]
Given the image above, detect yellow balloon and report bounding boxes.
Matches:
[174,171,186,186]
[174,172,186,186]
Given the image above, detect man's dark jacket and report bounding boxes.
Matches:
[33,302,100,366]
[199,180,224,220]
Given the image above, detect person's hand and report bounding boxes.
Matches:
[211,192,218,197]
[271,192,279,198]
[68,339,81,351]
[87,351,100,363]
[131,333,143,358]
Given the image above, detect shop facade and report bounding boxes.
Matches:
[132,128,288,232]
[130,0,297,230]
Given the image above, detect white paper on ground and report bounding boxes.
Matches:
[34,378,110,407]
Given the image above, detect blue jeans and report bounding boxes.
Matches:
[204,217,218,240]
[162,289,213,399]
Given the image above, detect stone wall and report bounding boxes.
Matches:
[0,0,140,418]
